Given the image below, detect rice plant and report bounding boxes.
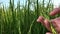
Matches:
[0,0,58,34]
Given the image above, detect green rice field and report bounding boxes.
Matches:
[0,0,59,34]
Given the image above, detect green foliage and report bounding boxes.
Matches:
[0,0,56,34]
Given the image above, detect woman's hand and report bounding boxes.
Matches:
[37,8,60,34]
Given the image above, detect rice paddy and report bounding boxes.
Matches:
[0,0,58,34]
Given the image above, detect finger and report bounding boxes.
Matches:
[37,16,44,23]
[51,17,60,28]
[44,19,51,32]
[46,32,52,34]
[51,19,57,28]
[50,8,60,16]
[51,17,60,33]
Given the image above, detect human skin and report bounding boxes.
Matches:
[37,8,60,34]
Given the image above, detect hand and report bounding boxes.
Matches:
[37,8,60,34]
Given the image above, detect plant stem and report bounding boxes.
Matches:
[49,21,58,34]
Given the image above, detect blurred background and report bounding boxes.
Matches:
[0,0,60,34]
